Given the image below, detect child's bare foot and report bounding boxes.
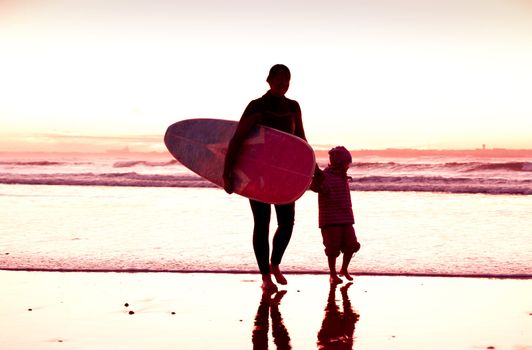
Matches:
[261,275,278,292]
[271,264,287,285]
[330,275,343,284]
[339,269,353,281]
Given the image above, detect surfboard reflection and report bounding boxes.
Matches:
[317,283,360,350]
[252,290,291,350]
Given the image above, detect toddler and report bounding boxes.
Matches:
[311,146,361,284]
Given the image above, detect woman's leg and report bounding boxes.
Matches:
[271,203,295,265]
[270,203,295,284]
[249,200,272,275]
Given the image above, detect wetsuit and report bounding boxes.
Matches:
[240,91,306,275]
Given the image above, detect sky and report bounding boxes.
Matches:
[1,0,531,153]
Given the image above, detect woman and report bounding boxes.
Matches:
[223,64,308,291]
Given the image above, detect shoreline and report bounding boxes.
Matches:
[1,268,531,280]
[1,270,531,349]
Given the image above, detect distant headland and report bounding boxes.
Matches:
[1,147,530,160]
[330,148,532,158]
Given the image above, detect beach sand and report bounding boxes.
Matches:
[1,270,530,350]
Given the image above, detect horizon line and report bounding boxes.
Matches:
[1,147,531,155]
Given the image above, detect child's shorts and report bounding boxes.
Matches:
[320,224,360,257]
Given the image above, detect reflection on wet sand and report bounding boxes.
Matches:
[252,290,291,350]
[317,282,360,350]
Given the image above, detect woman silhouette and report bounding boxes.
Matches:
[223,64,309,291]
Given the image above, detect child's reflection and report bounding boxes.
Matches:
[252,290,291,350]
[317,282,359,350]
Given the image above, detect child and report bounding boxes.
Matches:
[311,146,361,284]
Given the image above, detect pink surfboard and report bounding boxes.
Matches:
[164,118,316,204]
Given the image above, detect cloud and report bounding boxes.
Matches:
[0,131,166,153]
[38,132,162,144]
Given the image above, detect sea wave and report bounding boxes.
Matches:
[349,161,532,173]
[469,161,532,172]
[4,158,531,174]
[0,172,216,188]
[0,161,79,166]
[1,172,530,195]
[349,176,532,195]
[0,160,180,168]
[112,160,178,168]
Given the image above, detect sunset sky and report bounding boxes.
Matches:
[1,0,531,153]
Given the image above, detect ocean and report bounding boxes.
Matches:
[0,151,531,278]
[1,151,531,195]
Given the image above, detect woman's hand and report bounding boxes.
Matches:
[222,113,259,195]
[309,166,324,193]
[223,170,234,194]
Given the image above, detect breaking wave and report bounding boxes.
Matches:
[1,172,530,195]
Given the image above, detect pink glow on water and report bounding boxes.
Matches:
[0,185,530,277]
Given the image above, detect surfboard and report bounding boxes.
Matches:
[164,118,316,204]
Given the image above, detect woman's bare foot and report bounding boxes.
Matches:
[261,274,278,292]
[330,275,343,284]
[271,264,287,285]
[339,269,353,281]
[340,282,353,293]
[271,290,287,305]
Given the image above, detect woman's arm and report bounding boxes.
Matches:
[292,100,322,191]
[309,166,324,193]
[293,101,307,141]
[223,111,260,194]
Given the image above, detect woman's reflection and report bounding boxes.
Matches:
[252,290,291,349]
[317,282,359,350]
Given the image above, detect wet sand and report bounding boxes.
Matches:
[1,271,530,349]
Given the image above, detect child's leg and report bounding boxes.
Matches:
[339,225,358,281]
[327,255,343,284]
[322,226,343,284]
[339,252,354,281]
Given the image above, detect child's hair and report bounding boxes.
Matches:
[329,146,352,167]
[267,64,291,82]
